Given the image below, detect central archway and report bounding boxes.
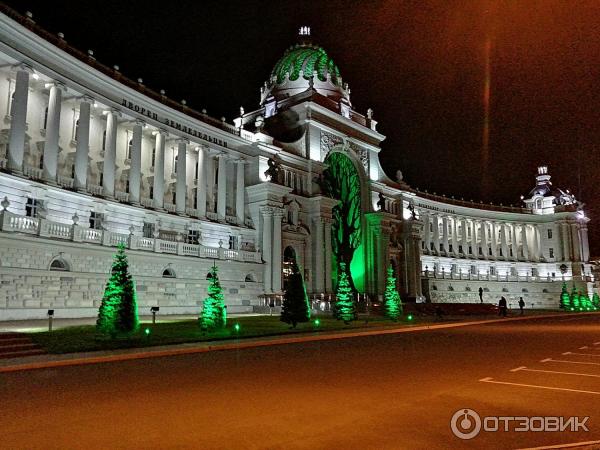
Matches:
[323,151,365,292]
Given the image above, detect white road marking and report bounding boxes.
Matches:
[516,367,600,378]
[562,352,600,357]
[579,346,589,350]
[510,366,526,372]
[542,358,600,366]
[479,377,600,395]
[518,439,600,450]
[594,342,600,345]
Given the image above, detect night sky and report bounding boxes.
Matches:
[6,0,600,255]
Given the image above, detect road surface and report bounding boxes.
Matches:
[2,314,600,449]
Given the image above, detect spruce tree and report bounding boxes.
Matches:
[570,286,580,311]
[97,243,139,335]
[560,283,570,310]
[334,262,356,324]
[281,262,311,328]
[593,292,600,309]
[199,263,226,331]
[383,266,403,321]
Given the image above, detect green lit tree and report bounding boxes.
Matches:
[199,263,226,331]
[560,283,570,310]
[593,292,600,309]
[570,286,580,311]
[281,262,311,328]
[97,243,139,335]
[384,266,403,321]
[581,292,592,310]
[334,262,356,324]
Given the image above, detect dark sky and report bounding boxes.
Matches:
[7,0,600,255]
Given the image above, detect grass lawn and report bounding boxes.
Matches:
[28,314,420,354]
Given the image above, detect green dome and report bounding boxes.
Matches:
[271,44,341,84]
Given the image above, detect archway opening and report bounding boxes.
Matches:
[283,246,297,291]
[323,151,364,292]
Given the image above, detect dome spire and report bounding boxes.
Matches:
[298,25,312,45]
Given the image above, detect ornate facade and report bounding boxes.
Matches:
[0,9,593,319]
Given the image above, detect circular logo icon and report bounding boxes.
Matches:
[451,408,482,440]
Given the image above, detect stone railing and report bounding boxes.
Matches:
[115,191,130,203]
[23,165,43,180]
[0,207,262,264]
[57,175,74,189]
[421,270,590,283]
[87,183,104,196]
[140,197,153,208]
[164,203,176,213]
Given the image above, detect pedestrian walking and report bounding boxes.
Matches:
[479,287,483,303]
[499,296,507,317]
[518,297,525,315]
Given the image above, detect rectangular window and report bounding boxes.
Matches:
[488,248,493,256]
[71,164,75,179]
[143,222,155,238]
[187,229,200,245]
[125,180,130,194]
[172,192,176,204]
[229,235,237,250]
[89,211,103,230]
[194,191,198,209]
[549,248,554,258]
[449,244,453,253]
[458,245,463,254]
[440,244,444,251]
[151,147,156,167]
[479,247,483,255]
[470,265,477,275]
[99,172,104,186]
[547,229,553,239]
[499,248,503,257]
[490,266,496,275]
[25,198,41,218]
[195,162,199,179]
[149,186,154,200]
[430,242,434,250]
[510,248,513,257]
[468,246,472,254]
[173,152,178,174]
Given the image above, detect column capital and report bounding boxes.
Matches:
[45,80,67,91]
[236,157,248,165]
[153,128,168,137]
[134,118,146,127]
[272,208,284,219]
[104,108,122,118]
[12,63,33,74]
[176,137,190,145]
[260,206,273,216]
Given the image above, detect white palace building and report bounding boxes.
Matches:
[0,11,594,319]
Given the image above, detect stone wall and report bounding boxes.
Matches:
[422,277,593,309]
[0,234,264,320]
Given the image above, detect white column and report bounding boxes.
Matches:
[217,153,227,220]
[533,225,541,261]
[491,222,498,258]
[432,214,440,254]
[235,159,246,225]
[129,119,143,204]
[571,223,581,261]
[442,216,449,254]
[422,213,430,253]
[43,82,64,183]
[451,216,458,255]
[314,218,324,292]
[470,220,477,256]
[272,209,284,293]
[581,224,590,262]
[7,66,31,173]
[153,130,166,209]
[206,154,216,213]
[74,96,92,191]
[521,224,529,260]
[461,218,468,253]
[196,146,207,217]
[511,223,518,260]
[102,110,119,198]
[261,207,273,292]
[176,139,187,214]
[480,221,487,259]
[324,219,333,292]
[500,223,509,259]
[560,221,570,261]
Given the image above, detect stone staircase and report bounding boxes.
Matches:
[0,333,46,359]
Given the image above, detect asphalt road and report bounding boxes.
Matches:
[2,314,600,450]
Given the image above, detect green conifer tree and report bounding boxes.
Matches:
[199,263,226,331]
[97,243,139,335]
[334,262,356,324]
[580,292,592,310]
[281,262,311,328]
[383,266,403,321]
[593,292,600,309]
[560,283,570,310]
[570,286,580,311]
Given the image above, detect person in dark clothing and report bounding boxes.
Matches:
[499,296,508,317]
[479,287,483,303]
[518,297,525,315]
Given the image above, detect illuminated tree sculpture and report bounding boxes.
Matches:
[97,243,139,335]
[560,283,570,310]
[384,266,403,321]
[281,262,311,328]
[199,263,226,331]
[335,262,356,324]
[323,152,362,291]
[593,292,600,309]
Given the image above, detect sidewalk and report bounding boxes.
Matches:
[1,311,591,373]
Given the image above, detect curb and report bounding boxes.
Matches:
[0,312,596,373]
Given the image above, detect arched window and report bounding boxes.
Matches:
[245,273,256,282]
[43,106,49,129]
[102,130,107,151]
[536,198,543,209]
[162,268,176,278]
[522,288,529,293]
[151,147,156,167]
[174,153,178,174]
[9,92,15,116]
[50,258,69,271]
[127,138,133,159]
[206,272,213,280]
[74,119,80,142]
